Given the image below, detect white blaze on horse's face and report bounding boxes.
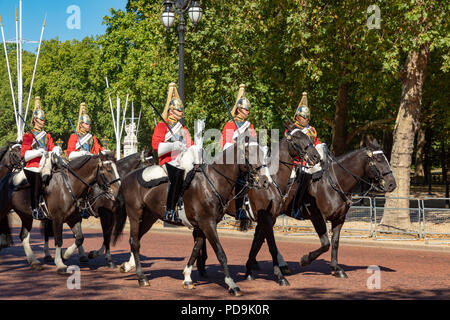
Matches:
[103,160,121,196]
[371,150,396,191]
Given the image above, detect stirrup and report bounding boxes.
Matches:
[291,208,303,220]
[31,208,47,220]
[80,209,90,219]
[236,208,249,221]
[164,209,182,223]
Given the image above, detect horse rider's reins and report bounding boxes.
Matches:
[324,146,393,206]
[200,144,268,213]
[58,157,121,215]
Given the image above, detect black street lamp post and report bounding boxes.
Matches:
[161,0,203,105]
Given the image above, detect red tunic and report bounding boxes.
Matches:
[220,121,256,149]
[152,121,193,166]
[21,131,55,168]
[66,133,103,157]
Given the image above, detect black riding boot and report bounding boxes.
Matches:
[164,163,185,223]
[291,169,312,220]
[24,169,47,220]
[235,179,248,221]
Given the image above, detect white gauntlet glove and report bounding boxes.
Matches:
[24,148,45,162]
[158,141,186,157]
[52,146,62,156]
[69,150,91,161]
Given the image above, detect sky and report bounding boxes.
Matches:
[0,0,128,51]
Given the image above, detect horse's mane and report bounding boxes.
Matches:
[117,152,139,165]
[69,155,95,170]
[334,148,365,162]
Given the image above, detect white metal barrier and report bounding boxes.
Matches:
[212,196,450,244]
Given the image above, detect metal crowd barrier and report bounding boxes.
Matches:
[213,196,450,245]
[422,198,450,244]
[373,197,423,241]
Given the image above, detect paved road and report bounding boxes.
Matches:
[0,226,449,300]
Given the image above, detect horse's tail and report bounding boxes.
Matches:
[112,191,127,245]
[0,214,13,250]
[40,219,54,238]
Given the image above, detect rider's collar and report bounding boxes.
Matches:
[167,116,179,126]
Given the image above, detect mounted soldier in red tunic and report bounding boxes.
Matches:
[66,103,103,160]
[151,83,202,223]
[21,97,62,220]
[220,84,257,222]
[288,92,326,218]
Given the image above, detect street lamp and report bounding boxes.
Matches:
[161,0,203,105]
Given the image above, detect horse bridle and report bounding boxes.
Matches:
[0,144,24,171]
[281,129,314,167]
[366,150,393,191]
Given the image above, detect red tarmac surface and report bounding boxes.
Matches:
[0,225,449,300]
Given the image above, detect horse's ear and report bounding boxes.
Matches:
[364,135,373,149]
[283,121,292,132]
[371,138,380,149]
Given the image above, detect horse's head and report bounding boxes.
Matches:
[1,141,24,170]
[97,153,121,200]
[236,135,270,190]
[284,122,321,166]
[364,138,397,193]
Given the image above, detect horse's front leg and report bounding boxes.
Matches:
[183,228,206,289]
[330,219,347,278]
[200,220,242,297]
[259,211,290,286]
[245,222,265,280]
[63,221,85,263]
[53,218,69,274]
[19,214,42,271]
[299,206,330,267]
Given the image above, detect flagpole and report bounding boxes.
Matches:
[0,15,19,137]
[18,0,23,139]
[23,15,46,131]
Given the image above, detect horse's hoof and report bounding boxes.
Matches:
[183,281,196,290]
[120,263,128,273]
[280,265,291,275]
[88,251,97,259]
[332,270,348,278]
[229,287,243,297]
[138,278,150,287]
[278,278,290,287]
[245,274,255,281]
[44,255,53,263]
[57,267,68,275]
[107,261,117,269]
[79,256,89,264]
[31,262,43,271]
[300,256,309,267]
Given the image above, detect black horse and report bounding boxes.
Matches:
[0,142,23,250]
[246,138,397,279]
[41,150,154,267]
[182,126,321,286]
[113,137,270,296]
[0,154,121,273]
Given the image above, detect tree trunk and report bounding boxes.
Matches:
[382,129,393,161]
[414,125,426,185]
[381,44,430,231]
[331,82,349,156]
